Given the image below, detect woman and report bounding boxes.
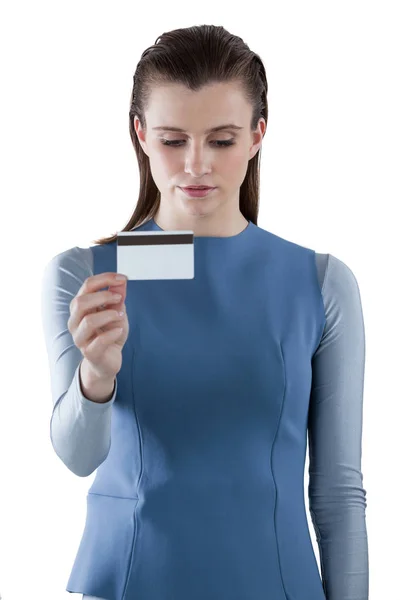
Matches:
[41,24,369,600]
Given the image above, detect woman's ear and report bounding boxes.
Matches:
[134,115,148,154]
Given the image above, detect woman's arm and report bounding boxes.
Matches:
[41,246,117,477]
[308,253,369,599]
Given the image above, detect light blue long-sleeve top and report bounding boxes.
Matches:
[41,217,369,600]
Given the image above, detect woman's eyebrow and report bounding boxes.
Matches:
[152,124,243,133]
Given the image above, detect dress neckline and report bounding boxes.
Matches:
[148,217,254,240]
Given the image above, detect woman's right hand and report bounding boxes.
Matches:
[67,272,129,381]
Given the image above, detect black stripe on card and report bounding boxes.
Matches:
[117,233,193,246]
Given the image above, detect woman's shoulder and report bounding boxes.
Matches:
[41,246,94,297]
[314,252,364,337]
[315,252,362,298]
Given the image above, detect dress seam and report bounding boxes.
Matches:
[122,344,143,599]
[270,341,289,599]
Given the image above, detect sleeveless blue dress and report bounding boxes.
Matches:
[41,217,369,600]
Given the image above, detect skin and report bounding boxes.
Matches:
[134,81,266,238]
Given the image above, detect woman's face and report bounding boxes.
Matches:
[134,81,265,222]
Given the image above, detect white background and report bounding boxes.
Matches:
[1,1,398,599]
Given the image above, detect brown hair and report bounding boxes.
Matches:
[93,24,268,245]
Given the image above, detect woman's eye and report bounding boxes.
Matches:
[160,139,235,148]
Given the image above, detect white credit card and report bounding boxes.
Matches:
[117,229,194,280]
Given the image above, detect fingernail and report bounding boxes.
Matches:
[115,274,127,280]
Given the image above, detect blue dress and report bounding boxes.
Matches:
[41,217,369,600]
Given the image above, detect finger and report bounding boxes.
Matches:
[77,273,128,298]
[75,308,124,347]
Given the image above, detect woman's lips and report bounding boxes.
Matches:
[180,187,216,198]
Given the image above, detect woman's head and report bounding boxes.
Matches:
[94,24,268,244]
